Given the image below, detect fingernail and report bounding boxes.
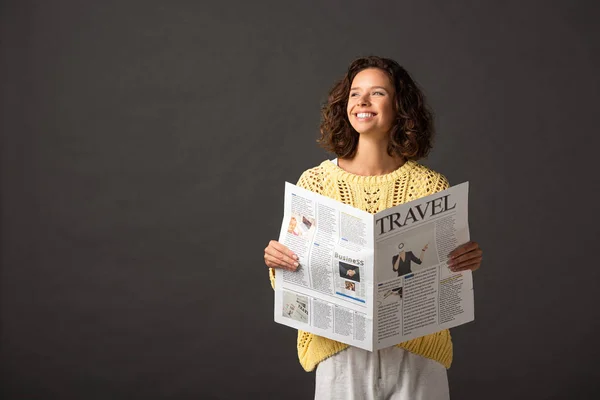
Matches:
[292,254,298,260]
[294,262,299,267]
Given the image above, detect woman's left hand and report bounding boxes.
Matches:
[447,241,483,272]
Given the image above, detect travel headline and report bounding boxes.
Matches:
[375,194,456,235]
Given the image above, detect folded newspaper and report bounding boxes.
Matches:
[274,182,474,351]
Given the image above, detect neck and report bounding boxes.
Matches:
[338,137,405,176]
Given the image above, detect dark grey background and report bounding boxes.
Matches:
[1,1,599,399]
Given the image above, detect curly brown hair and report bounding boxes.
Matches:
[318,56,434,160]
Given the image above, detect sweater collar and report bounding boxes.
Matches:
[321,159,416,185]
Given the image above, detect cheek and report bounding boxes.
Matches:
[347,111,359,130]
[384,99,396,113]
[382,102,396,124]
[346,105,356,126]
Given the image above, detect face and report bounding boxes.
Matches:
[347,68,396,138]
[288,217,297,232]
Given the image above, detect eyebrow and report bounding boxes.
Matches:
[350,86,389,91]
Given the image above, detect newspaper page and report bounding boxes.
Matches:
[373,182,473,349]
[274,181,473,351]
[274,183,376,350]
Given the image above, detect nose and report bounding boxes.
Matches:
[357,93,370,106]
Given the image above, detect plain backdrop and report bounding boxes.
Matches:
[1,1,599,399]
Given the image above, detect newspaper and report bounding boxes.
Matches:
[274,182,473,351]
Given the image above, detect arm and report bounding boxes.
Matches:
[409,251,423,265]
[416,244,428,264]
[339,264,349,275]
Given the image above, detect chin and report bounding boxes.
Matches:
[354,127,386,138]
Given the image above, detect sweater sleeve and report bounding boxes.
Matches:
[338,263,348,276]
[436,174,450,193]
[296,168,321,193]
[268,266,276,290]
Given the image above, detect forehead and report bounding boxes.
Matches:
[351,68,393,89]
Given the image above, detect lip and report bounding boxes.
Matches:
[353,111,377,116]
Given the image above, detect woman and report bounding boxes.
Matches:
[392,242,428,276]
[287,216,299,235]
[264,56,483,399]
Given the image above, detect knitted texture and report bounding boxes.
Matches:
[270,159,453,372]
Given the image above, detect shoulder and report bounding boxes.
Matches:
[407,162,450,194]
[296,160,334,193]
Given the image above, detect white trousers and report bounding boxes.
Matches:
[314,346,450,400]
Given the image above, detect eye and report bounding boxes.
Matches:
[373,91,385,96]
[350,92,359,97]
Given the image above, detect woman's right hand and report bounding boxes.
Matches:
[264,240,299,271]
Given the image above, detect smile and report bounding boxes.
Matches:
[356,112,376,118]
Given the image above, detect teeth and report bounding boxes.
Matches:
[357,113,374,118]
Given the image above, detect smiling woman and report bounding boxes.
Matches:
[319,56,434,164]
[263,56,483,399]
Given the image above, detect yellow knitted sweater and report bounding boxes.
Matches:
[270,159,453,372]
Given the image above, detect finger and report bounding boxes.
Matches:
[269,240,298,260]
[448,241,479,259]
[264,253,297,271]
[448,241,478,257]
[265,240,298,261]
[265,246,299,270]
[450,258,481,272]
[447,249,482,267]
[264,249,298,270]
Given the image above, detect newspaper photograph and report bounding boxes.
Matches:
[274,181,473,351]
